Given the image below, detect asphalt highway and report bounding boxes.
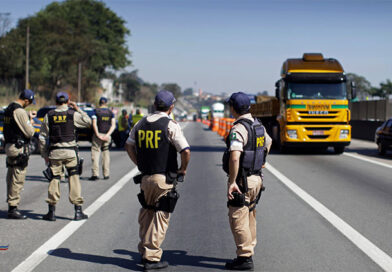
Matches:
[0,122,391,272]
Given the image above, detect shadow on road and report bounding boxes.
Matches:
[49,248,228,271]
[346,148,392,160]
[190,145,226,152]
[50,248,142,271]
[116,249,229,270]
[0,210,71,221]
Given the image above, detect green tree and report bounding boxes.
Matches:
[346,73,372,100]
[183,88,194,96]
[370,79,392,98]
[0,0,130,101]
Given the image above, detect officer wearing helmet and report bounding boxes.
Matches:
[4,90,36,219]
[125,90,191,271]
[223,92,272,270]
[39,92,91,221]
[89,97,115,181]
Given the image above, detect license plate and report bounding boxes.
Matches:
[312,130,325,135]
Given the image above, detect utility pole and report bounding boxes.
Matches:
[78,62,82,102]
[25,24,30,89]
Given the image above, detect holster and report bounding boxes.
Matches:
[227,192,246,207]
[6,153,29,168]
[166,172,178,184]
[157,189,180,213]
[137,189,180,213]
[133,174,143,184]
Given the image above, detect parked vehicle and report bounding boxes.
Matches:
[375,118,392,155]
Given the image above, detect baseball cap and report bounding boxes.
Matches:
[20,89,36,104]
[56,92,69,103]
[99,97,108,104]
[226,92,250,112]
[155,90,176,108]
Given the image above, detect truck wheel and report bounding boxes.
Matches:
[378,142,386,155]
[334,146,345,154]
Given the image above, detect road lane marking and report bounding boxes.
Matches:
[343,152,392,169]
[266,163,392,272]
[11,167,140,272]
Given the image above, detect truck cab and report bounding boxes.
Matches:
[274,53,356,153]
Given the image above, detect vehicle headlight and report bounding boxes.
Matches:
[340,129,349,139]
[287,129,298,139]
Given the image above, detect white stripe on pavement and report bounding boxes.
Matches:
[343,152,392,169]
[11,167,140,272]
[266,163,392,272]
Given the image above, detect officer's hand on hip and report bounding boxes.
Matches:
[228,183,241,200]
[177,169,186,176]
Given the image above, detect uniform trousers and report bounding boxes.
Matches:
[46,156,84,205]
[6,157,27,207]
[228,175,262,257]
[91,134,111,177]
[138,174,173,262]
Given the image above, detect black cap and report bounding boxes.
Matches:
[56,92,69,103]
[226,92,250,112]
[20,89,36,104]
[155,90,176,108]
[99,97,108,104]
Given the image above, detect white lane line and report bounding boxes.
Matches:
[265,163,392,272]
[12,167,139,272]
[343,152,392,169]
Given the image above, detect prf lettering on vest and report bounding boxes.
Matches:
[138,130,162,149]
[256,136,265,147]
[53,115,67,123]
[102,117,110,121]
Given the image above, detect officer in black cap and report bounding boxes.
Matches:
[125,90,191,271]
[39,92,91,221]
[89,97,115,180]
[223,92,272,270]
[3,90,36,219]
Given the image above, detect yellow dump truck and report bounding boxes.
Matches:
[251,53,356,153]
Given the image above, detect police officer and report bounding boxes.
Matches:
[118,109,129,147]
[89,97,115,181]
[4,90,36,219]
[223,92,272,270]
[125,90,191,271]
[131,108,144,127]
[39,92,92,221]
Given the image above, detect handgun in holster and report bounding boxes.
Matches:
[227,191,246,207]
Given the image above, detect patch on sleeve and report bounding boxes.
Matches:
[230,140,242,149]
[230,132,237,140]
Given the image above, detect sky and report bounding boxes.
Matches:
[2,0,392,95]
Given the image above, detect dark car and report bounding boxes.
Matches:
[37,106,57,122]
[375,118,392,155]
[76,107,94,142]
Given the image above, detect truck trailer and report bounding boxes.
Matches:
[250,53,356,153]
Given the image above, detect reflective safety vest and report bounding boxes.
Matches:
[222,118,265,175]
[135,116,178,175]
[95,108,113,133]
[4,102,30,144]
[132,114,144,126]
[118,115,128,132]
[48,109,76,144]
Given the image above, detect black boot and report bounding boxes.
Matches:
[8,206,27,219]
[43,204,56,221]
[225,256,254,270]
[144,260,169,271]
[74,205,88,221]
